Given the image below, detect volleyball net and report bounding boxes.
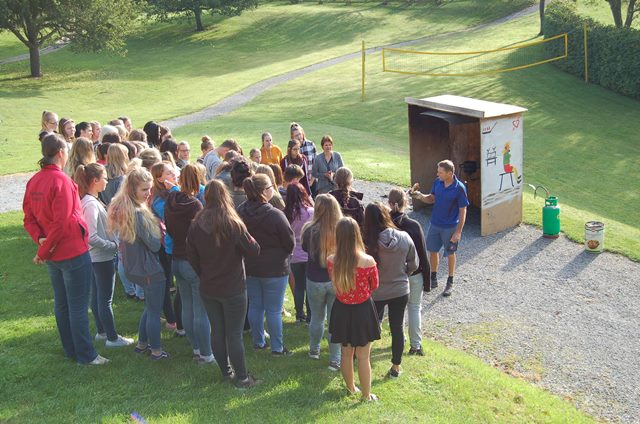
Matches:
[381,33,568,77]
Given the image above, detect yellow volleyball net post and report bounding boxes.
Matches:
[381,33,568,77]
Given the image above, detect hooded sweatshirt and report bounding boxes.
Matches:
[237,199,295,277]
[391,211,430,290]
[164,191,203,260]
[371,228,418,302]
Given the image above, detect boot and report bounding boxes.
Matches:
[442,277,454,297]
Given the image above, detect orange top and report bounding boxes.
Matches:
[260,145,283,166]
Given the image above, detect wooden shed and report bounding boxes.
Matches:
[406,95,528,236]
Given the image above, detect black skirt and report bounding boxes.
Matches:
[329,297,381,347]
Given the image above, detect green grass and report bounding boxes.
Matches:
[0,210,595,423]
[170,11,640,261]
[0,32,29,61]
[0,0,532,175]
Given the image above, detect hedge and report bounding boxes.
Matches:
[544,1,640,100]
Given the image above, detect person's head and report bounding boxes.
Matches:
[118,116,132,132]
[38,133,68,169]
[115,124,128,141]
[286,139,301,160]
[160,151,177,168]
[138,148,162,170]
[107,167,158,244]
[66,137,95,175]
[90,121,101,142]
[194,162,206,185]
[41,111,58,132]
[332,217,365,295]
[268,164,284,187]
[74,163,107,198]
[99,125,119,143]
[101,132,121,145]
[160,138,179,161]
[334,167,353,191]
[109,119,124,127]
[243,173,274,203]
[363,202,397,262]
[151,161,177,195]
[38,131,51,143]
[58,118,75,142]
[284,182,312,223]
[230,157,253,189]
[159,125,172,142]
[255,164,277,188]
[106,143,130,179]
[218,138,241,157]
[74,122,92,140]
[320,135,333,153]
[196,179,248,245]
[249,148,261,164]
[180,164,200,197]
[437,159,455,182]
[143,121,161,148]
[283,164,304,186]
[301,194,342,267]
[388,188,407,213]
[177,141,191,162]
[290,122,306,142]
[129,129,147,143]
[97,142,110,163]
[261,132,273,149]
[201,138,214,155]
[121,141,136,160]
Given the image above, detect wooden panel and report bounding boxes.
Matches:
[449,120,481,208]
[406,95,528,119]
[481,194,523,236]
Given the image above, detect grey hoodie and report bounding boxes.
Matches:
[119,210,164,285]
[81,195,117,263]
[371,228,418,302]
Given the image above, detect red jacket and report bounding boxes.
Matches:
[23,165,89,261]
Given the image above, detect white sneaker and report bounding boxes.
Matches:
[95,333,107,341]
[106,335,135,348]
[198,354,217,364]
[89,354,110,365]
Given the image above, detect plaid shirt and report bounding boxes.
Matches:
[299,139,317,168]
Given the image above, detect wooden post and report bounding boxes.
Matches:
[583,22,589,83]
[361,40,365,101]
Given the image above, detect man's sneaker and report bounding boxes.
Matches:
[88,354,109,365]
[94,333,107,341]
[327,361,340,372]
[408,347,425,356]
[272,347,293,357]
[387,367,401,379]
[308,350,320,360]
[442,282,453,297]
[235,374,262,389]
[150,351,170,360]
[106,335,135,348]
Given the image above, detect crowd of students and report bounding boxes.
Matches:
[24,112,436,399]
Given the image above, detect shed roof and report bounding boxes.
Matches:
[406,94,527,119]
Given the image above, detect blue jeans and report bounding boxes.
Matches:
[173,258,211,357]
[407,274,423,349]
[116,253,144,298]
[246,275,288,352]
[306,279,341,363]
[291,262,310,322]
[90,260,118,341]
[46,251,98,364]
[138,279,165,350]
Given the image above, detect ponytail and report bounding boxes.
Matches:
[243,174,270,203]
[74,163,106,198]
[38,133,67,169]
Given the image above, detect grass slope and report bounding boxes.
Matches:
[170,12,640,260]
[0,0,532,175]
[0,210,595,423]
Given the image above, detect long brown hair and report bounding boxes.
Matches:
[363,202,397,263]
[301,194,342,267]
[66,137,95,177]
[194,179,248,246]
[243,173,271,203]
[332,217,365,295]
[180,164,200,197]
[74,163,106,198]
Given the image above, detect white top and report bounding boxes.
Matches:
[405,94,527,119]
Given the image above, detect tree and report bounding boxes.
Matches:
[0,0,141,77]
[539,0,547,35]
[600,0,639,27]
[149,0,258,32]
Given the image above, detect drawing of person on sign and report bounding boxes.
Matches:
[502,142,522,184]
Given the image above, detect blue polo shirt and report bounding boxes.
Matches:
[430,176,469,228]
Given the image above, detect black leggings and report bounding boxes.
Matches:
[374,294,409,366]
[158,249,177,326]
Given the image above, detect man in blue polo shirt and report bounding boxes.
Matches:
[410,160,469,297]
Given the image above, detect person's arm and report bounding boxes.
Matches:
[275,211,295,255]
[238,230,261,259]
[311,155,322,179]
[85,201,117,254]
[37,182,77,261]
[405,235,419,276]
[451,206,467,243]
[411,191,435,204]
[23,181,45,246]
[301,227,310,253]
[136,212,162,253]
[185,224,201,275]
[369,265,380,292]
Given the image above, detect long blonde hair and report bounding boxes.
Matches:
[301,194,342,267]
[65,137,95,177]
[332,217,365,295]
[107,168,160,244]
[106,143,129,179]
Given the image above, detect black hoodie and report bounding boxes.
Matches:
[164,191,203,259]
[329,189,364,226]
[391,211,431,291]
[237,199,295,277]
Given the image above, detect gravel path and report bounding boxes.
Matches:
[0,40,68,66]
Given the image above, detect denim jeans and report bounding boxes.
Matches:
[138,279,165,350]
[90,260,118,341]
[46,251,98,364]
[306,279,341,363]
[116,253,144,298]
[290,262,310,321]
[158,249,177,325]
[202,291,248,380]
[173,258,211,357]
[246,275,288,352]
[407,274,423,349]
[375,294,409,366]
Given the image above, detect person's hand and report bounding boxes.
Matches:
[38,237,46,246]
[450,232,461,243]
[164,179,176,190]
[33,254,45,265]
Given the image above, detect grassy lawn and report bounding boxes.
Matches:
[169,11,640,261]
[0,0,532,175]
[0,210,595,423]
[0,32,29,61]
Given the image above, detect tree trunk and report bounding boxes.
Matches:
[624,0,637,27]
[194,7,204,31]
[607,0,623,28]
[28,44,42,77]
[538,0,546,36]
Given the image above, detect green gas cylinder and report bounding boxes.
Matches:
[542,196,560,238]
